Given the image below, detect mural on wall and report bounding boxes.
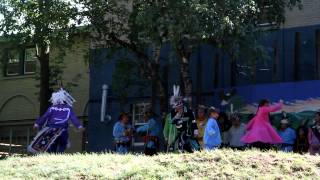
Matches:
[220,80,320,129]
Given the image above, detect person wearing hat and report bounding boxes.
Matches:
[278,118,296,152]
[170,85,200,153]
[203,107,221,150]
[113,112,134,154]
[196,105,208,149]
[28,88,84,154]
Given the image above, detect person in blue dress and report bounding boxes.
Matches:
[136,110,161,155]
[113,112,134,154]
[204,107,222,150]
[278,119,296,152]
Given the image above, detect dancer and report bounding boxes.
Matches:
[28,88,84,154]
[241,99,283,150]
[170,85,200,153]
[163,112,178,152]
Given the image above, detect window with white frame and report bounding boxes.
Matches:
[6,50,21,76]
[24,48,37,74]
[5,48,36,76]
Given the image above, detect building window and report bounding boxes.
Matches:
[6,50,21,76]
[131,102,151,148]
[132,102,150,126]
[5,48,36,76]
[24,48,37,74]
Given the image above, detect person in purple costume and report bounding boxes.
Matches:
[28,88,84,153]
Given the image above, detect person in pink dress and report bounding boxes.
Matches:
[241,99,283,150]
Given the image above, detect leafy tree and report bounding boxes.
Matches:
[0,0,83,114]
[81,0,170,113]
[131,0,301,104]
[81,0,301,112]
[111,56,148,109]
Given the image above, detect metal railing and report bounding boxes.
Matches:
[0,116,88,157]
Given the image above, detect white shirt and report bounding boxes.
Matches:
[227,123,246,147]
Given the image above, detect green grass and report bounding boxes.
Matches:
[1,149,320,179]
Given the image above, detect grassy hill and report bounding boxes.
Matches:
[0,149,320,179]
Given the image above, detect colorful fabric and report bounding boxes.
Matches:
[204,118,221,149]
[171,108,199,152]
[241,103,283,144]
[27,127,65,154]
[163,113,177,146]
[35,104,82,129]
[197,118,208,144]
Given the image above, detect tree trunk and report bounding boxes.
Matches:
[151,64,158,111]
[39,47,51,115]
[230,59,236,87]
[159,64,169,114]
[152,60,168,121]
[178,49,193,107]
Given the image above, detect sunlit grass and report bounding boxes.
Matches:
[0,149,319,179]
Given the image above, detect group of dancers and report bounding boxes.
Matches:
[27,86,320,156]
[112,85,290,155]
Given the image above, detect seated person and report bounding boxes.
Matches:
[227,113,246,150]
[277,119,296,152]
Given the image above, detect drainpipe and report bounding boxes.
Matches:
[101,84,111,123]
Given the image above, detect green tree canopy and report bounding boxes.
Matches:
[0,0,85,114]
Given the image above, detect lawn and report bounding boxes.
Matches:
[0,149,319,179]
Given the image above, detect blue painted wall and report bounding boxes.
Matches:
[88,24,320,152]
